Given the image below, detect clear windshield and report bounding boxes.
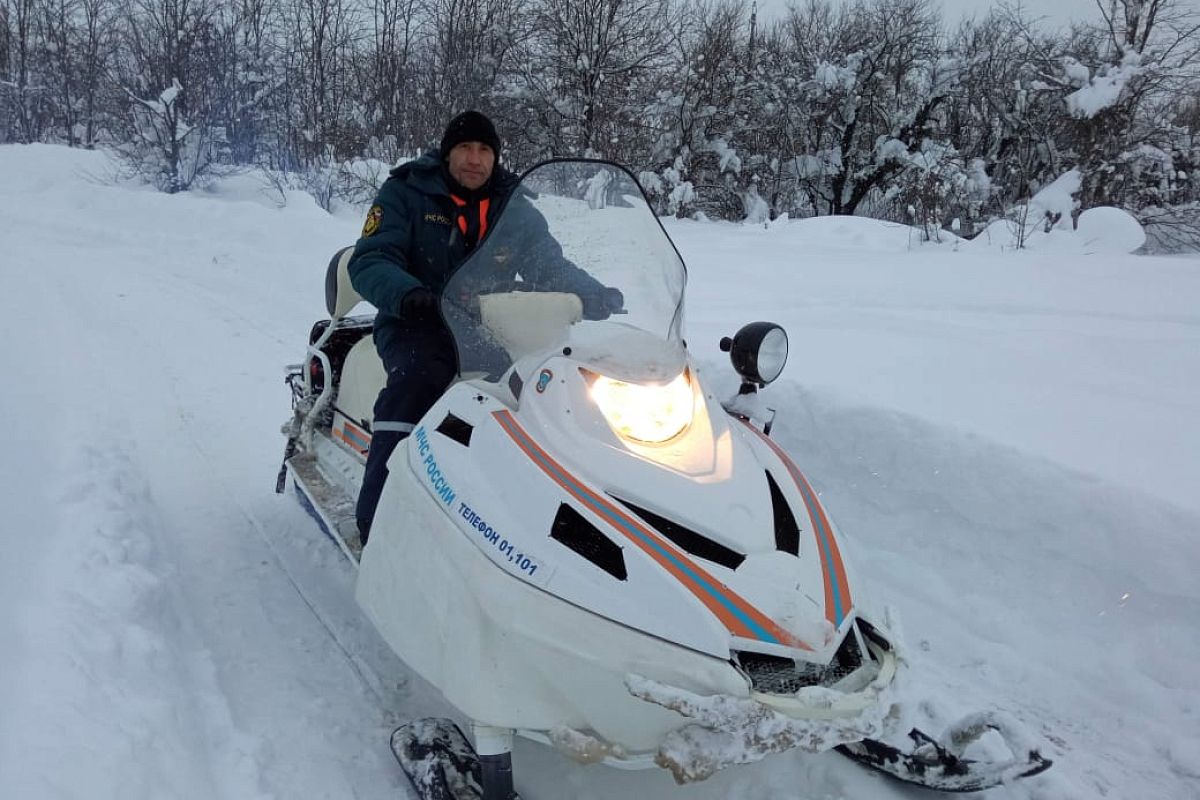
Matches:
[441,160,687,378]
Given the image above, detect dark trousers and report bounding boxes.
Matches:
[356,326,458,544]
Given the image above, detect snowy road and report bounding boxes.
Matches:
[1,144,1198,799]
[0,151,411,798]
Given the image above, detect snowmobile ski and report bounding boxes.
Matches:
[835,726,1053,793]
[391,718,520,800]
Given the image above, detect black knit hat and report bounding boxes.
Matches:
[440,111,501,161]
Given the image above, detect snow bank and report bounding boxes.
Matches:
[0,448,265,798]
[1075,205,1147,253]
[0,143,406,800]
[720,213,962,253]
[965,170,1145,254]
[969,205,1146,254]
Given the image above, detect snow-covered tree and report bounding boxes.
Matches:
[285,0,361,165]
[356,0,422,155]
[740,0,964,218]
[0,0,52,142]
[508,0,673,163]
[640,0,752,219]
[1054,0,1200,211]
[113,0,222,191]
[418,0,527,153]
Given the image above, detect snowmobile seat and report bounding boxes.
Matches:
[338,336,387,430]
[325,245,364,321]
[320,246,386,429]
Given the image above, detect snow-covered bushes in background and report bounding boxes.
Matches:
[968,169,1147,253]
[742,182,770,226]
[114,80,218,193]
[639,155,701,218]
[1012,169,1083,246]
[1139,204,1200,253]
[8,0,1197,250]
[260,150,402,212]
[888,143,993,242]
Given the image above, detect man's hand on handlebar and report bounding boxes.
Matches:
[581,286,625,320]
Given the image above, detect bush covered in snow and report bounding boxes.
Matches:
[3,0,1198,249]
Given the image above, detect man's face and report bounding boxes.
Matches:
[447,141,495,191]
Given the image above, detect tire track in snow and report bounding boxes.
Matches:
[2,443,266,800]
[0,182,409,797]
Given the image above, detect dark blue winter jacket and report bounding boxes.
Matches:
[348,151,607,359]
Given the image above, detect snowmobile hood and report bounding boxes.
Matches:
[490,354,859,661]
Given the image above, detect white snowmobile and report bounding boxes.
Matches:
[278,159,1052,798]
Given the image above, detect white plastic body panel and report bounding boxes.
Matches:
[356,453,748,751]
[350,324,896,750]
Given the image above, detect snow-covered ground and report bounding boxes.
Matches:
[1,143,1197,799]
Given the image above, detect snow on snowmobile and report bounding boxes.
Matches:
[277,159,1052,799]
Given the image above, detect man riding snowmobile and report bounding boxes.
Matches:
[348,111,623,544]
[280,156,1054,800]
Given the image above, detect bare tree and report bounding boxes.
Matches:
[113,0,221,190]
[0,2,12,140]
[0,0,50,142]
[286,0,361,164]
[359,0,423,155]
[418,0,527,151]
[196,0,293,167]
[34,0,76,143]
[519,0,673,158]
[76,0,118,145]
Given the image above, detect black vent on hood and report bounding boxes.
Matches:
[436,413,473,447]
[616,498,745,571]
[767,471,800,556]
[551,504,627,580]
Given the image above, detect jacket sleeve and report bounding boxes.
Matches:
[348,179,422,316]
[512,197,607,298]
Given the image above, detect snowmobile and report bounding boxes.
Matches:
[277,159,1052,799]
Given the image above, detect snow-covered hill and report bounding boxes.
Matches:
[1,144,1198,799]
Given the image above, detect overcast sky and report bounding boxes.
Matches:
[752,0,1195,30]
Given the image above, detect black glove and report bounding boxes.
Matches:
[399,287,439,320]
[581,286,625,320]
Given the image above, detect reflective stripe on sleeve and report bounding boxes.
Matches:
[372,421,416,433]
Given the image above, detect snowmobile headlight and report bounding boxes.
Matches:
[588,369,695,444]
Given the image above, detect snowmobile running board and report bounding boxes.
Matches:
[835,726,1053,793]
[287,452,362,564]
[392,718,521,800]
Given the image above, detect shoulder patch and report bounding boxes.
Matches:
[362,205,383,237]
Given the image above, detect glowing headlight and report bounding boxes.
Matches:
[589,370,695,444]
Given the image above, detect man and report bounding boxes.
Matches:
[348,111,621,545]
